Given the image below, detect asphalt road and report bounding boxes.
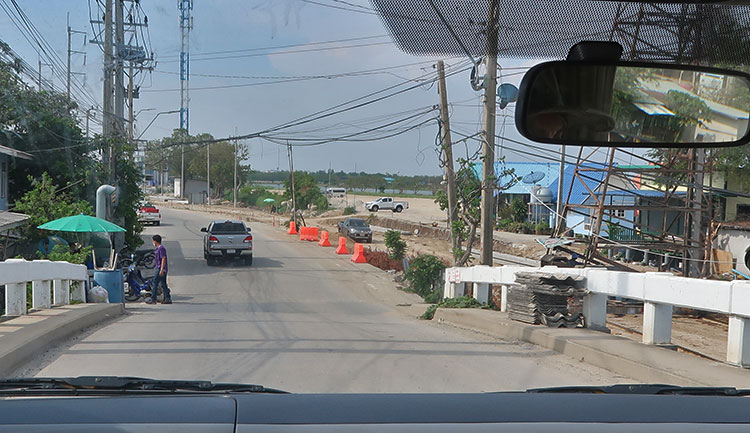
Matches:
[25,207,632,392]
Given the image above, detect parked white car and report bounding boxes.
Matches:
[365,197,409,213]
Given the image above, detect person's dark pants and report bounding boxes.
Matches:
[151,271,171,302]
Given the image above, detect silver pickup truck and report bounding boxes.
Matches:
[365,197,409,212]
[201,220,253,266]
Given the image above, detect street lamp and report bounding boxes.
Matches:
[136,110,180,140]
[136,110,179,196]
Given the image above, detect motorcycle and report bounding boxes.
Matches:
[118,248,156,270]
[124,260,164,302]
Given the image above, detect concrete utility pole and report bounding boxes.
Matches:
[480,0,500,266]
[67,13,71,102]
[436,60,458,262]
[689,148,705,277]
[37,59,42,91]
[555,145,566,233]
[128,64,134,142]
[114,0,125,136]
[287,142,296,224]
[207,142,211,205]
[234,127,238,209]
[102,0,113,152]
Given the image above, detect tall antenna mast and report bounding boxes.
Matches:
[178,0,193,133]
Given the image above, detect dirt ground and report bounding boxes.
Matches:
[608,313,729,362]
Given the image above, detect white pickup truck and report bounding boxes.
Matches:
[365,197,409,213]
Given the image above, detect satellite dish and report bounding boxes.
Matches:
[497,83,519,109]
[522,171,545,185]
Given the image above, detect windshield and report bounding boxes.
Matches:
[211,222,247,234]
[2,0,744,397]
[348,219,368,227]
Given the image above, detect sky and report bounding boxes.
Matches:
[0,0,603,176]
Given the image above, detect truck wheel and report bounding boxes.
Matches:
[395,205,403,213]
[155,221,161,226]
[245,255,253,266]
[371,205,378,212]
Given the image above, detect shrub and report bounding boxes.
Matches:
[420,304,438,320]
[405,254,446,300]
[343,206,356,215]
[384,230,407,260]
[510,198,527,223]
[419,296,487,320]
[315,195,329,212]
[46,244,93,265]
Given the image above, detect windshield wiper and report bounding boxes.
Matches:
[0,376,289,394]
[527,384,749,396]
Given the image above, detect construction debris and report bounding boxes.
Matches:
[508,272,587,327]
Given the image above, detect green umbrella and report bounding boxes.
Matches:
[38,214,126,233]
[263,198,275,203]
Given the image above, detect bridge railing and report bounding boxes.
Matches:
[1,259,88,317]
[444,265,750,368]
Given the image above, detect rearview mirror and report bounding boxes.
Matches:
[516,61,750,148]
[200,227,207,232]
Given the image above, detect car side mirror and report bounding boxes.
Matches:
[200,227,207,232]
[515,61,750,148]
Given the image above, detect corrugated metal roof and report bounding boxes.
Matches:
[633,102,675,116]
[473,161,558,195]
[548,164,606,205]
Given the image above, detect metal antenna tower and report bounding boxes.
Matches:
[179,0,193,133]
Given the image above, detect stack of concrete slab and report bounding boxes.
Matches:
[508,272,587,327]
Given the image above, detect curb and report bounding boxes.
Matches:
[0,303,124,377]
[428,308,750,387]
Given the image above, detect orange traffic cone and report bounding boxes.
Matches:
[318,231,331,247]
[309,227,319,242]
[351,243,367,263]
[335,236,348,254]
[288,221,297,235]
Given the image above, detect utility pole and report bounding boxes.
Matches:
[436,60,458,262]
[102,0,113,140]
[689,148,705,277]
[85,108,92,139]
[114,0,125,136]
[207,142,211,205]
[179,0,193,199]
[555,145,566,233]
[234,127,238,209]
[128,64,134,142]
[66,13,71,102]
[37,59,42,91]
[287,142,296,224]
[480,0,500,266]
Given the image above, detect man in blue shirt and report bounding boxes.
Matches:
[146,234,172,304]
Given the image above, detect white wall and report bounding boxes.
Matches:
[714,228,750,274]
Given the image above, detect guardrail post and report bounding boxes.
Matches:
[583,292,608,331]
[500,285,508,312]
[473,283,490,303]
[71,280,86,302]
[642,302,672,345]
[3,282,27,316]
[727,316,750,368]
[442,281,465,299]
[53,279,70,305]
[31,280,52,310]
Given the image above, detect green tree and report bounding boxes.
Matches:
[187,139,249,198]
[284,171,327,211]
[384,230,407,260]
[13,172,93,244]
[435,157,515,266]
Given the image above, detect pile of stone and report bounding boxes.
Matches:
[507,272,587,327]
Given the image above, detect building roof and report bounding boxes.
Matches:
[0,144,32,160]
[0,211,30,232]
[548,163,607,205]
[474,161,558,195]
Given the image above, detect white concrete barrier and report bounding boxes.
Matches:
[1,259,87,316]
[443,265,750,368]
